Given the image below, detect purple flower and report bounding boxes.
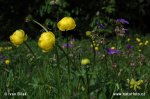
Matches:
[126,45,133,49]
[116,18,129,24]
[96,22,106,29]
[62,43,73,49]
[108,48,120,55]
[122,28,128,32]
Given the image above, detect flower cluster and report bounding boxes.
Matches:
[136,38,149,46]
[91,40,100,51]
[0,46,12,52]
[127,78,143,91]
[115,18,129,37]
[9,17,76,53]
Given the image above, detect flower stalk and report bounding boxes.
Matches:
[24,42,36,58]
[32,19,48,32]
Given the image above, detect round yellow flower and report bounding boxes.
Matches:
[38,31,55,52]
[10,29,27,46]
[5,59,10,65]
[81,58,90,65]
[57,17,76,31]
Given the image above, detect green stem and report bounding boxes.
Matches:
[24,42,36,58]
[86,66,90,99]
[32,20,48,32]
[55,46,61,98]
[65,31,71,96]
[110,85,116,99]
[2,68,9,73]
[89,38,96,66]
[56,44,75,66]
[56,43,73,96]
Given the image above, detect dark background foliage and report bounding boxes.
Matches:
[0,0,150,40]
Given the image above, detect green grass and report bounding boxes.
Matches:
[0,34,150,99]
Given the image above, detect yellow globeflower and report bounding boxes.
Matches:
[57,17,76,31]
[81,58,90,65]
[5,59,10,65]
[10,29,27,46]
[38,31,55,52]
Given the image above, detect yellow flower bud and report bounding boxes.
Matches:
[86,31,92,37]
[38,31,55,52]
[81,58,90,65]
[7,47,13,50]
[10,29,27,46]
[57,17,76,31]
[127,38,130,42]
[136,38,141,42]
[96,44,99,47]
[0,47,3,52]
[5,59,10,65]
[139,42,143,46]
[111,46,115,49]
[144,40,149,45]
[95,47,99,51]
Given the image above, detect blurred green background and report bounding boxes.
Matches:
[0,0,150,40]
